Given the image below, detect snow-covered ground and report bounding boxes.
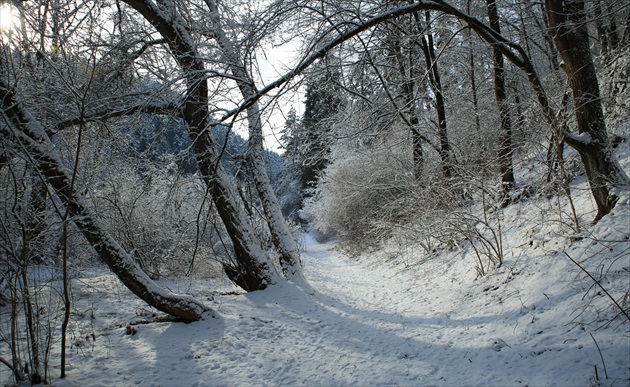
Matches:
[2,144,630,387]
[11,190,626,386]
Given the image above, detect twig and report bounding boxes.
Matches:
[594,365,599,381]
[564,251,630,322]
[590,332,608,380]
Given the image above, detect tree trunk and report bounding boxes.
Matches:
[123,0,280,290]
[593,0,610,56]
[204,0,304,282]
[387,22,424,180]
[26,175,48,264]
[604,1,620,51]
[0,80,209,323]
[487,0,515,202]
[546,0,630,221]
[419,11,452,180]
[411,118,424,180]
[466,0,481,134]
[530,1,560,75]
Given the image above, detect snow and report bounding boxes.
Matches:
[6,187,624,386]
[2,139,629,386]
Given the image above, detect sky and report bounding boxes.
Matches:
[0,2,21,35]
[255,40,305,153]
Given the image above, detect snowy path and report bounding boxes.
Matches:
[195,234,460,386]
[49,232,628,387]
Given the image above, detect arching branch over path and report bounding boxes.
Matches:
[223,0,628,220]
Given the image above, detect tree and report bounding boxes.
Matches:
[290,0,628,221]
[0,76,210,322]
[300,60,344,191]
[379,12,426,179]
[486,0,515,202]
[0,0,296,325]
[277,107,304,220]
[202,0,303,280]
[3,0,628,334]
[120,0,288,290]
[545,0,630,221]
[416,10,453,179]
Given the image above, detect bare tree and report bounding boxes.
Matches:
[255,0,628,220]
[202,0,303,280]
[416,10,453,179]
[2,0,627,335]
[546,0,630,221]
[486,0,515,203]
[0,77,210,322]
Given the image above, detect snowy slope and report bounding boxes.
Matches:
[3,142,629,387]
[39,194,628,387]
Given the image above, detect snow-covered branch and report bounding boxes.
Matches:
[52,101,183,133]
[219,0,542,126]
[0,77,210,322]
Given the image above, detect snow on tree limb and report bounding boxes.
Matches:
[0,77,210,322]
[122,0,283,289]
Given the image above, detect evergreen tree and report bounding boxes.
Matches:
[299,61,344,190]
[277,107,305,220]
[280,107,301,165]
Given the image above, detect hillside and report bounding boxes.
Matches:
[11,138,626,387]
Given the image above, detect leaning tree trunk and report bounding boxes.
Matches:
[486,0,515,202]
[123,0,281,290]
[204,0,304,281]
[0,79,209,323]
[546,0,630,221]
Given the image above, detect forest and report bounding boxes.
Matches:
[0,0,629,385]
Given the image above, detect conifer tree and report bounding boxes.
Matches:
[300,62,344,191]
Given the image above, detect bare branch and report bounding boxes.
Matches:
[218,0,559,140]
[52,102,183,133]
[0,77,210,322]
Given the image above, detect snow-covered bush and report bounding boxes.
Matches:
[303,146,415,253]
[92,161,223,279]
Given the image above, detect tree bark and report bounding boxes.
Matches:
[123,0,280,290]
[486,0,515,202]
[387,22,424,180]
[25,175,48,264]
[593,0,610,56]
[546,0,630,221]
[203,0,304,281]
[604,1,620,51]
[538,1,562,73]
[466,0,481,134]
[418,11,452,179]
[0,79,209,322]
